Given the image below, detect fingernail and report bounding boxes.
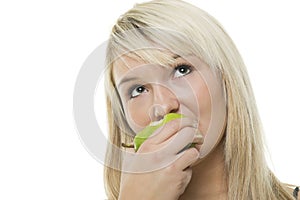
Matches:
[194,133,204,143]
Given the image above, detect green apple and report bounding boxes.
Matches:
[133,113,185,152]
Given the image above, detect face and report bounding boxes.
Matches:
[113,52,226,158]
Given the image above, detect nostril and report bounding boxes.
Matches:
[170,108,179,114]
[148,104,165,122]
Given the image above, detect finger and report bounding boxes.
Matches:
[149,117,197,145]
[160,126,197,155]
[174,127,204,154]
[179,133,204,152]
[193,133,204,145]
[174,147,199,171]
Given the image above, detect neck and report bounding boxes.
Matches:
[179,139,228,200]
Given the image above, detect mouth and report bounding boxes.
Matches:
[122,115,204,151]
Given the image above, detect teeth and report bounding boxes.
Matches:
[149,118,164,126]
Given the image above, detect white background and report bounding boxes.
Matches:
[0,0,299,199]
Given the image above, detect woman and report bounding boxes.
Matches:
[103,0,298,199]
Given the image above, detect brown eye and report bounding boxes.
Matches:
[174,64,192,78]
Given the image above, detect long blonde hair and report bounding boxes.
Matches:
[103,0,295,199]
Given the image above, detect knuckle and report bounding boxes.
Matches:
[186,168,193,179]
[175,174,188,191]
[175,181,184,191]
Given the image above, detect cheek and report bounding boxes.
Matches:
[125,97,152,133]
[189,75,212,135]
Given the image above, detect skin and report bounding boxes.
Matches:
[113,54,227,199]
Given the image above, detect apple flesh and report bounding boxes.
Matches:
[133,113,185,152]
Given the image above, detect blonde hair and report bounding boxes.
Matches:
[103,0,295,199]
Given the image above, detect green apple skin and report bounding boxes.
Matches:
[133,113,185,152]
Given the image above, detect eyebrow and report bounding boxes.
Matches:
[117,77,139,88]
[116,55,182,88]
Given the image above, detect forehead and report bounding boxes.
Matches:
[113,55,143,78]
[112,56,144,87]
[112,51,179,85]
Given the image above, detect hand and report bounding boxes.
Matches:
[119,118,200,200]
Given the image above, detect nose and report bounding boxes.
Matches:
[148,84,180,122]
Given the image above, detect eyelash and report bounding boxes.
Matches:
[128,64,193,99]
[173,63,193,78]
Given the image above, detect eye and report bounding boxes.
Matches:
[174,64,192,78]
[130,85,148,98]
